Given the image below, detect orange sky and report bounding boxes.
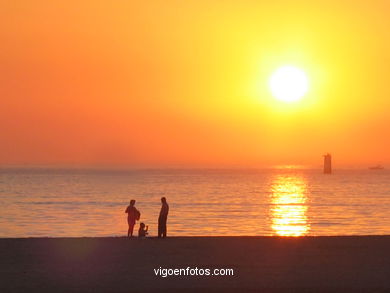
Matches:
[1,0,390,167]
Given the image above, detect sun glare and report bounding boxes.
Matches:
[269,66,309,102]
[270,175,310,236]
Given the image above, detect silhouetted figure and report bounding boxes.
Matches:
[138,222,148,238]
[158,197,169,238]
[125,200,140,238]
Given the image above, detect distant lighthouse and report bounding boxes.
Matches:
[323,153,332,174]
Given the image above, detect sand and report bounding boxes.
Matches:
[1,236,389,292]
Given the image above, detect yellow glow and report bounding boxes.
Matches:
[270,175,310,236]
[2,1,390,167]
[269,66,309,102]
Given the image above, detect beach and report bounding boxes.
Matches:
[1,236,389,292]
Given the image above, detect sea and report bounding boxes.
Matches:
[1,167,389,237]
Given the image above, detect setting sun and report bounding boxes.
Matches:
[2,1,390,291]
[269,66,309,103]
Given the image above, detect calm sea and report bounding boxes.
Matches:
[0,168,389,237]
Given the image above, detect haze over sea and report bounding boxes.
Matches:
[1,168,389,238]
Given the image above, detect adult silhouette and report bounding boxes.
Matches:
[158,197,169,238]
[125,199,140,238]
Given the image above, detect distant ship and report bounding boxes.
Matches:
[369,165,384,170]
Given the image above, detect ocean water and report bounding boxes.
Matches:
[0,168,389,237]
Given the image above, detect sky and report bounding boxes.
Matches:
[1,0,390,167]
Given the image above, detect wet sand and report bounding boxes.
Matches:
[1,236,389,292]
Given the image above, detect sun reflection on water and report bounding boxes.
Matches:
[270,175,310,236]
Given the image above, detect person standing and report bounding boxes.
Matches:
[125,199,140,238]
[158,197,169,238]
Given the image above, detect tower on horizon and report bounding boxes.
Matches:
[323,153,332,174]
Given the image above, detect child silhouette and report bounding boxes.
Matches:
[138,222,148,238]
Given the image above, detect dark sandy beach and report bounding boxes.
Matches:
[1,236,389,292]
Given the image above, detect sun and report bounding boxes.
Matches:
[269,66,309,102]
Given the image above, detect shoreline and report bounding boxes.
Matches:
[1,234,390,238]
[1,236,390,292]
[1,235,390,241]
